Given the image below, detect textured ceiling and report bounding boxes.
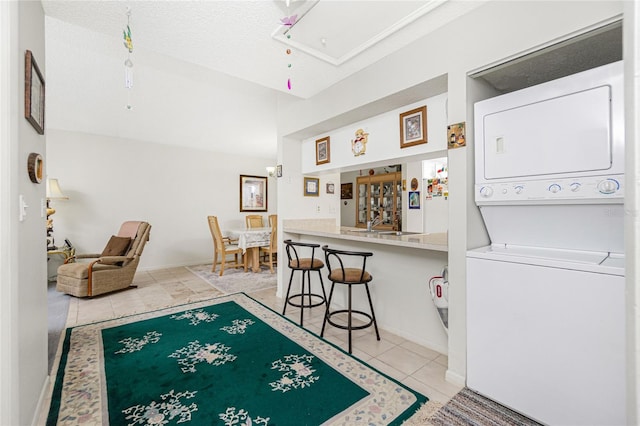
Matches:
[41,0,480,99]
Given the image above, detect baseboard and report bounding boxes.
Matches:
[32,375,50,426]
[445,369,466,387]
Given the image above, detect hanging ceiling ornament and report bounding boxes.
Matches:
[123,7,134,110]
[280,14,297,90]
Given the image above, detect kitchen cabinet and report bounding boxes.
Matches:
[356,172,402,230]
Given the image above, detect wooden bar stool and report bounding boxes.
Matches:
[321,245,380,354]
[282,240,327,326]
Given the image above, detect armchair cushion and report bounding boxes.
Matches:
[101,236,132,264]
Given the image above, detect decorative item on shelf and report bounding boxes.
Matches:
[315,136,330,165]
[400,106,427,148]
[351,128,369,156]
[46,178,69,250]
[27,153,44,183]
[447,121,466,149]
[340,183,353,200]
[123,7,134,110]
[24,50,45,135]
[240,175,267,212]
[304,177,319,196]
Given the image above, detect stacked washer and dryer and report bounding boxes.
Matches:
[467,61,625,425]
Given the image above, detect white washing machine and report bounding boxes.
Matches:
[467,61,626,425]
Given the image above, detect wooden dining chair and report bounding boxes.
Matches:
[260,218,278,273]
[207,216,244,276]
[245,215,264,228]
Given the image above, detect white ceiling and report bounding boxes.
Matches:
[41,0,481,156]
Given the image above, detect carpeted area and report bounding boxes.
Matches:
[186,263,277,294]
[428,387,542,426]
[47,293,435,425]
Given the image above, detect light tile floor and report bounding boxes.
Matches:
[41,266,462,423]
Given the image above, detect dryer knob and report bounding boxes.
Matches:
[598,179,619,194]
[548,184,561,194]
[479,186,493,198]
[570,182,581,192]
[514,185,524,194]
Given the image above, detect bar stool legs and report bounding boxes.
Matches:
[282,267,326,327]
[321,245,380,354]
[282,240,327,327]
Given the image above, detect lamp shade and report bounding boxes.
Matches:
[46,178,69,200]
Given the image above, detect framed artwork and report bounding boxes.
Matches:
[27,152,44,183]
[326,182,335,194]
[409,191,421,209]
[399,106,427,148]
[276,164,282,178]
[316,136,330,165]
[239,175,267,212]
[304,177,319,196]
[24,50,45,135]
[341,183,353,199]
[447,122,466,149]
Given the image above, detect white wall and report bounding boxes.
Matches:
[0,1,49,424]
[277,0,624,386]
[47,130,277,270]
[301,95,448,174]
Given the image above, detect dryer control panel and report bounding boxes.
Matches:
[475,174,624,205]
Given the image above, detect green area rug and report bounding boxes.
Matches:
[47,293,431,425]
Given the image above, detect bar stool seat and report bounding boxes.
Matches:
[282,240,327,326]
[321,245,380,354]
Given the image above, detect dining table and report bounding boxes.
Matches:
[228,227,272,273]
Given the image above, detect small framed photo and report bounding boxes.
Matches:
[315,136,330,165]
[326,182,335,194]
[240,175,268,212]
[409,191,421,209]
[304,177,320,196]
[24,50,45,135]
[341,183,353,200]
[276,164,282,177]
[448,122,466,149]
[400,106,427,148]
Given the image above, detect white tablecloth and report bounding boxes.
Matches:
[229,227,272,252]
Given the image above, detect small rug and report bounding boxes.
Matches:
[429,387,542,426]
[186,263,277,294]
[47,293,433,425]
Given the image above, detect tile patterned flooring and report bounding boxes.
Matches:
[41,266,462,423]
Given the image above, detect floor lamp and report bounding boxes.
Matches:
[46,178,68,250]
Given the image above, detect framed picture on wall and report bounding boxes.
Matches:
[304,177,319,196]
[409,191,420,209]
[316,136,330,165]
[341,183,353,199]
[25,50,45,135]
[239,175,268,212]
[326,182,335,194]
[400,106,427,148]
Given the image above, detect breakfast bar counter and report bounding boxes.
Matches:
[283,222,447,252]
[281,219,449,354]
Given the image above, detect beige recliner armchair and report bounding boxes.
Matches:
[56,221,151,297]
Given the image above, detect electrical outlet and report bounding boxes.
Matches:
[316,205,320,213]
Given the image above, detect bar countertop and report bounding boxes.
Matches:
[283,221,447,252]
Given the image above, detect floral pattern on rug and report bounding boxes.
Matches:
[219,407,270,426]
[50,294,427,425]
[170,309,219,326]
[115,331,162,354]
[270,354,319,392]
[122,389,198,425]
[168,340,237,373]
[220,318,255,334]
